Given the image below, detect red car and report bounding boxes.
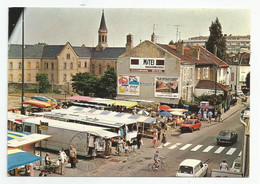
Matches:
[180,119,201,133]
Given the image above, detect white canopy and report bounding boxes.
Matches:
[8,134,52,148]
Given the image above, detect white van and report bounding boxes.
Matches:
[230,157,242,173]
[176,159,208,177]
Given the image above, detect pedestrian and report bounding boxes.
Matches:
[60,148,67,163]
[117,137,124,156]
[220,159,229,171]
[217,109,222,122]
[197,111,201,121]
[137,131,142,149]
[92,148,97,160]
[203,110,207,120]
[157,127,161,141]
[161,131,167,147]
[208,111,213,123]
[44,153,52,174]
[125,141,129,156]
[69,145,77,168]
[58,152,65,175]
[39,170,47,177]
[152,133,157,148]
[161,121,166,130]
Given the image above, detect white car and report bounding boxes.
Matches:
[230,157,241,173]
[176,159,208,177]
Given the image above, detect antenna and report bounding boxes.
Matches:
[156,35,164,43]
[167,24,185,42]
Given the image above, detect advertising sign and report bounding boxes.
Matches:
[155,76,178,98]
[118,75,140,96]
[130,57,165,72]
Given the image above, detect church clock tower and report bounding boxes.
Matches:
[96,10,108,51]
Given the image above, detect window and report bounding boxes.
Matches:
[63,74,67,82]
[85,62,87,68]
[36,62,39,69]
[44,62,48,69]
[64,63,67,70]
[99,35,101,42]
[18,74,22,81]
[206,67,209,78]
[131,59,139,65]
[51,63,54,70]
[27,62,31,69]
[156,60,164,65]
[9,74,13,82]
[78,62,81,68]
[102,35,104,42]
[9,62,13,69]
[19,62,22,70]
[67,54,70,60]
[24,125,31,133]
[70,63,73,69]
[99,64,102,75]
[27,74,31,81]
[197,68,200,80]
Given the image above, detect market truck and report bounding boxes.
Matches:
[22,116,119,156]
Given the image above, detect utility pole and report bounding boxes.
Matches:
[21,10,25,115]
[167,24,184,43]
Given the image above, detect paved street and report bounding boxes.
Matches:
[33,100,246,177]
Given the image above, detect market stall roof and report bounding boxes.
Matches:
[31,96,57,105]
[22,100,52,108]
[8,112,31,124]
[8,131,30,141]
[170,111,183,116]
[8,133,52,147]
[8,147,42,171]
[67,96,93,102]
[8,106,18,111]
[168,108,188,112]
[22,117,119,138]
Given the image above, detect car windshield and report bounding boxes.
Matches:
[184,121,194,125]
[219,130,230,137]
[178,166,193,174]
[234,163,241,169]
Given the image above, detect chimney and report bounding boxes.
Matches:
[151,32,156,43]
[126,34,133,54]
[176,40,184,55]
[192,47,200,60]
[213,45,217,56]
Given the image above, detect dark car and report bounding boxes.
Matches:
[180,119,201,133]
[216,130,238,145]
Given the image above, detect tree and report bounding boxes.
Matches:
[98,67,117,98]
[71,72,99,96]
[206,17,227,61]
[36,73,50,93]
[246,72,250,89]
[169,40,175,45]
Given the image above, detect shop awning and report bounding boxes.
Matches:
[31,96,57,105]
[23,100,52,108]
[8,131,30,141]
[113,100,138,108]
[8,133,52,148]
[8,106,18,111]
[8,147,42,171]
[67,96,93,102]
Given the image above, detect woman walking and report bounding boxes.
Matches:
[152,133,157,148]
[161,131,167,147]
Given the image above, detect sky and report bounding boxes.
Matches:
[9,8,251,47]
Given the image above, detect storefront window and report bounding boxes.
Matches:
[131,59,139,65]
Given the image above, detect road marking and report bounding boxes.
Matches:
[238,151,242,157]
[214,147,225,154]
[168,143,181,150]
[226,148,236,155]
[191,145,203,152]
[202,146,214,152]
[180,144,192,150]
[157,142,171,148]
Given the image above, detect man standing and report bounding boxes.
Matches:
[58,152,65,175]
[208,111,213,123]
[137,131,142,149]
[69,145,77,168]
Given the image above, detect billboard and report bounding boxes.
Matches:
[130,57,165,72]
[118,75,140,96]
[155,76,179,98]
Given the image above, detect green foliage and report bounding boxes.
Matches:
[36,74,50,93]
[97,67,117,98]
[169,40,175,45]
[246,72,250,89]
[205,17,227,61]
[194,94,225,106]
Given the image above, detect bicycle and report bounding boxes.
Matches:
[148,157,168,172]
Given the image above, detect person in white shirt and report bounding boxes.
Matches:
[58,152,65,175]
[220,159,229,171]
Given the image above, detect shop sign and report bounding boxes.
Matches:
[130,57,165,71]
[155,76,179,98]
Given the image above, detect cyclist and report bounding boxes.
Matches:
[154,150,163,169]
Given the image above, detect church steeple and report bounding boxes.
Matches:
[96,10,108,51]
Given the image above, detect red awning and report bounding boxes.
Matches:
[8,106,18,111]
[22,100,52,108]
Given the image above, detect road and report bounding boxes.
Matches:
[63,107,244,177]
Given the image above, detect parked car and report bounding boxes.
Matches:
[175,159,208,177]
[230,157,242,173]
[180,119,201,133]
[216,130,238,145]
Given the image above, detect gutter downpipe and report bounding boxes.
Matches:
[240,117,247,177]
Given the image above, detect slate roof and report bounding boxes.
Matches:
[8,44,44,59]
[91,47,125,59]
[42,45,64,58]
[73,47,92,58]
[195,80,229,91]
[99,11,107,30]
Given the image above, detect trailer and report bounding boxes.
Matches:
[210,169,243,177]
[22,116,119,157]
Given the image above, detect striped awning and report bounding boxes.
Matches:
[8,147,42,171]
[23,100,52,108]
[8,131,30,141]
